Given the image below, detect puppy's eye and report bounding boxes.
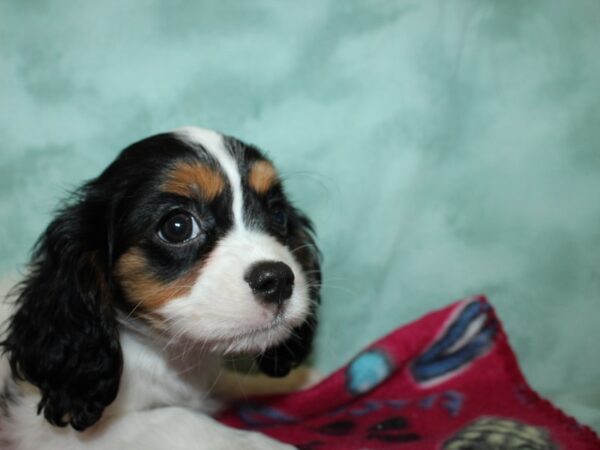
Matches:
[271,208,288,232]
[158,212,200,244]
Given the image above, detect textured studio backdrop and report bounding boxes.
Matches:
[1,0,599,430]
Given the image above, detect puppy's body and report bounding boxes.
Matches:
[0,127,321,449]
[0,327,219,449]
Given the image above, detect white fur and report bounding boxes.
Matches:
[176,126,245,229]
[0,323,293,449]
[0,126,307,449]
[159,229,310,354]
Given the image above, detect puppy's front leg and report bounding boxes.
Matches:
[16,407,294,450]
[90,407,294,450]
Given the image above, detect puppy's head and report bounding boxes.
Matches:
[2,127,321,430]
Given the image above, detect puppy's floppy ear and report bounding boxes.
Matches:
[257,308,319,378]
[1,186,122,431]
[257,208,322,377]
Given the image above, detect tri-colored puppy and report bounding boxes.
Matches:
[0,127,321,449]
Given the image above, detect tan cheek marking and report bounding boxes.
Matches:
[162,162,225,200]
[248,160,278,194]
[114,247,199,310]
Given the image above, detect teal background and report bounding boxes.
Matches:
[1,0,599,431]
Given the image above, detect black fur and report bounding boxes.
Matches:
[257,302,320,377]
[1,184,122,431]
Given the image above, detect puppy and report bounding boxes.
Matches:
[0,127,321,449]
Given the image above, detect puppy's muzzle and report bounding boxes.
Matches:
[245,261,294,307]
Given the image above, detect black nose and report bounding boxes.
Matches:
[245,261,295,306]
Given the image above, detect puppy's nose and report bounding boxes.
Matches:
[245,261,294,306]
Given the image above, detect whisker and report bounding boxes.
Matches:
[290,243,317,256]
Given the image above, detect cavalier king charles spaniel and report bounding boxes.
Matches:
[0,127,321,449]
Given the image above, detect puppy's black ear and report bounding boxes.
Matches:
[1,187,122,431]
[257,209,322,377]
[257,309,319,378]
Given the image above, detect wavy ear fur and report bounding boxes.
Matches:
[1,188,122,431]
[257,209,322,377]
[257,308,319,377]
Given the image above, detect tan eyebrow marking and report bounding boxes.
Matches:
[162,161,225,200]
[114,247,201,310]
[248,160,278,194]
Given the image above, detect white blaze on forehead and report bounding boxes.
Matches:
[175,126,245,229]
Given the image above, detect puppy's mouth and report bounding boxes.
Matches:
[208,316,292,354]
[235,317,286,339]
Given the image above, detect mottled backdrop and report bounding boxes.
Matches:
[1,0,599,430]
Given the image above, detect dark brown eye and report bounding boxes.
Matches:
[158,212,200,243]
[271,208,288,232]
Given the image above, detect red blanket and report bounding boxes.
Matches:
[219,296,600,449]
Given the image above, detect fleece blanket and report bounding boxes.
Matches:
[219,297,600,449]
